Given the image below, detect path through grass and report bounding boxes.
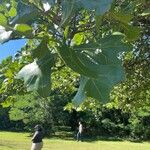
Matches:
[0,131,150,150]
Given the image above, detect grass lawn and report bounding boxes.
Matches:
[0,131,150,150]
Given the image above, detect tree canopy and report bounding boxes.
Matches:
[0,0,149,105]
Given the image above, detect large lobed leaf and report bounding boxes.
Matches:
[10,1,39,25]
[16,59,50,97]
[16,39,56,97]
[72,76,87,106]
[109,11,141,41]
[0,0,133,105]
[58,35,131,105]
[61,0,113,26]
[59,35,129,78]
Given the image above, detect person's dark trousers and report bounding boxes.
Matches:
[77,132,82,141]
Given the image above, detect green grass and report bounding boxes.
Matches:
[0,131,150,150]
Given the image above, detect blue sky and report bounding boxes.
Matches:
[0,39,26,62]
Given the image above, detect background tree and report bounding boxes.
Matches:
[0,0,138,105]
[0,0,149,140]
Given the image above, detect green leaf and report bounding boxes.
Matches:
[71,32,85,46]
[14,24,32,35]
[123,25,141,41]
[111,11,133,24]
[61,0,113,26]
[1,96,14,108]
[85,65,125,102]
[110,11,140,41]
[73,77,87,106]
[14,24,32,32]
[59,35,130,79]
[10,2,39,25]
[58,45,98,78]
[95,15,103,31]
[4,69,14,78]
[31,38,50,59]
[0,13,7,26]
[59,35,130,103]
[16,57,52,97]
[13,24,33,38]
[16,39,56,97]
[73,64,125,104]
[72,64,125,104]
[8,7,17,17]
[61,0,77,26]
[64,26,69,39]
[0,5,5,12]
[81,0,113,15]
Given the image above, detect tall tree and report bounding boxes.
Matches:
[109,0,150,111]
[0,0,147,105]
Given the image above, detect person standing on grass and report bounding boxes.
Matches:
[31,125,43,150]
[77,121,83,141]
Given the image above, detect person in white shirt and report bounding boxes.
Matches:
[77,121,83,141]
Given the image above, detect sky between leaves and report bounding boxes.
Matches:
[0,39,26,62]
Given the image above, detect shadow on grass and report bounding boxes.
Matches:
[46,126,144,143]
[47,127,124,143]
[51,133,144,143]
[1,128,144,143]
[128,138,144,143]
[50,133,126,143]
[48,126,122,142]
[83,136,123,142]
